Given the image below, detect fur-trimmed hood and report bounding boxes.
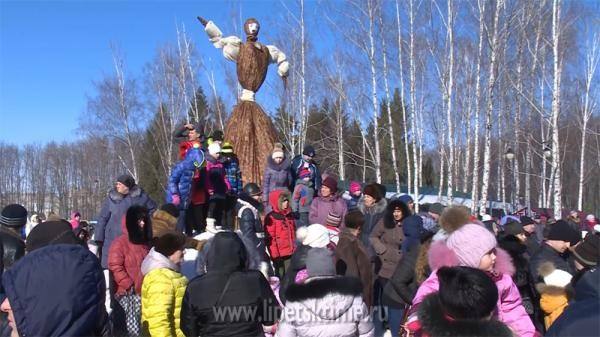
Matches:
[108,185,142,202]
[285,276,363,320]
[428,240,515,276]
[357,196,388,215]
[418,294,513,337]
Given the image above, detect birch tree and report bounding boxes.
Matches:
[471,0,485,213]
[480,0,504,216]
[395,0,412,194]
[578,32,599,211]
[551,0,563,219]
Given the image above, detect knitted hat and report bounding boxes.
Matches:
[363,183,382,202]
[160,203,180,219]
[349,181,362,194]
[547,220,581,245]
[543,268,573,288]
[26,220,83,253]
[345,210,365,229]
[446,224,497,268]
[154,232,186,257]
[326,212,342,228]
[586,214,597,223]
[298,167,311,179]
[116,174,136,189]
[481,214,493,222]
[503,221,524,236]
[520,216,536,226]
[571,233,600,268]
[500,215,520,227]
[429,203,446,216]
[0,204,28,228]
[297,224,330,248]
[398,194,413,205]
[272,142,285,159]
[321,176,338,193]
[302,145,315,157]
[306,247,336,277]
[221,142,234,154]
[208,142,221,156]
[439,206,471,233]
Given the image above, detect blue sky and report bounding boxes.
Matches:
[0,0,307,145]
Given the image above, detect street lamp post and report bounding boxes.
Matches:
[505,147,516,212]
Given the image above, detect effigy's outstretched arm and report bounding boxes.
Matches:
[266,45,290,78]
[197,16,241,62]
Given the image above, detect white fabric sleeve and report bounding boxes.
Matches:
[204,21,241,62]
[267,45,290,78]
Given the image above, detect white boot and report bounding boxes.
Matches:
[206,218,216,233]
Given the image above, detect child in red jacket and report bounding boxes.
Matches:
[265,189,296,278]
[108,205,152,336]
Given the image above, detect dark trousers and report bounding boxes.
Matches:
[207,198,225,226]
[185,203,207,235]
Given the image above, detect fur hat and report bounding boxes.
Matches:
[272,142,285,159]
[160,203,180,218]
[345,210,365,229]
[571,232,600,268]
[446,224,497,268]
[0,204,28,228]
[349,181,362,194]
[208,142,221,156]
[154,232,186,257]
[547,220,581,245]
[363,183,382,202]
[321,176,338,193]
[26,220,83,253]
[297,224,330,248]
[116,174,136,189]
[306,247,335,277]
[439,206,471,233]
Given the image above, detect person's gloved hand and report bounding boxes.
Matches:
[172,194,181,207]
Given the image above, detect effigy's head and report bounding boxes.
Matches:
[244,18,260,41]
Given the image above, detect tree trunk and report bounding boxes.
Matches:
[396,0,412,194]
[445,0,455,202]
[471,0,485,213]
[367,0,382,183]
[409,0,420,210]
[379,11,401,192]
[479,0,503,216]
[551,0,563,219]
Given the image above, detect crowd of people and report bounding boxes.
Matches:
[0,122,598,337]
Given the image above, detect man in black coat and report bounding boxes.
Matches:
[181,232,279,337]
[529,220,580,283]
[0,204,26,271]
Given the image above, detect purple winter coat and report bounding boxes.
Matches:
[309,193,347,227]
[262,155,292,210]
[411,241,536,337]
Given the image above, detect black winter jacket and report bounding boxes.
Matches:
[385,242,422,307]
[529,243,574,284]
[182,232,279,337]
[0,227,24,272]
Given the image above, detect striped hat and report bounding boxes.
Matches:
[0,204,28,228]
[326,211,342,228]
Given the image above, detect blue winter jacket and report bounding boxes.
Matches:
[166,146,205,208]
[289,155,321,192]
[2,244,108,337]
[222,155,243,195]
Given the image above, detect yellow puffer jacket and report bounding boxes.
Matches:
[141,248,188,337]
